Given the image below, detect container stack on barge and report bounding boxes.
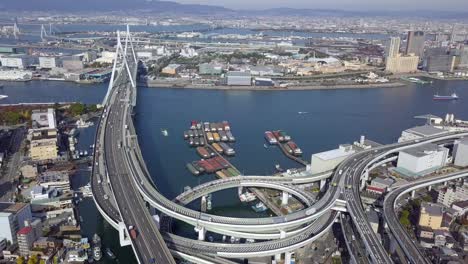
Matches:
[184,121,206,147]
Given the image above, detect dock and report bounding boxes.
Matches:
[277,142,309,166]
[201,124,285,216]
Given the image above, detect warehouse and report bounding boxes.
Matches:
[310,144,355,174]
[226,71,252,86]
[396,143,449,177]
[453,138,468,167]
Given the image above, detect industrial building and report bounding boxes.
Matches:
[226,71,252,86]
[453,138,468,167]
[310,144,356,174]
[398,125,447,142]
[62,59,84,71]
[396,143,448,177]
[0,55,34,69]
[199,63,223,75]
[39,57,61,69]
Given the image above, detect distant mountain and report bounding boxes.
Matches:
[0,0,231,14]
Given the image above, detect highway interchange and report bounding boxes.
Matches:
[90,29,468,264]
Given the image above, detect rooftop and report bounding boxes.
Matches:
[406,125,446,137]
[313,146,355,161]
[401,143,447,158]
[17,226,32,235]
[421,202,443,217]
[227,71,251,77]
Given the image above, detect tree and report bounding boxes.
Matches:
[399,209,411,228]
[27,254,38,264]
[86,104,98,113]
[16,256,25,264]
[69,103,85,116]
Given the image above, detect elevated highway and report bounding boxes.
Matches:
[384,170,468,264]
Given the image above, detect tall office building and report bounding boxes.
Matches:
[386,37,401,58]
[406,31,425,58]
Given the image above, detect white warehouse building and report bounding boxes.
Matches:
[310,144,355,174]
[453,138,468,167]
[398,125,447,143]
[396,143,449,177]
[39,57,60,69]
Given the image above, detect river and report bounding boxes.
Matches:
[0,79,467,262]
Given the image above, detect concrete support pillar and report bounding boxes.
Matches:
[274,253,282,262]
[444,181,448,186]
[238,186,243,196]
[320,179,326,191]
[411,190,415,199]
[284,252,293,264]
[282,191,289,206]
[195,226,206,241]
[428,185,432,191]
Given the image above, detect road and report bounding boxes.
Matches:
[383,170,468,264]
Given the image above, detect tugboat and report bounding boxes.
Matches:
[161,129,169,136]
[275,164,284,172]
[92,234,102,261]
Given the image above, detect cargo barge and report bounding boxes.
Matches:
[264,131,278,144]
[186,163,200,175]
[219,142,235,156]
[196,147,210,158]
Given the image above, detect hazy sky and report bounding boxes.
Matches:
[172,0,468,11]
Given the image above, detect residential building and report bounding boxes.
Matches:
[452,200,468,216]
[33,237,61,250]
[39,57,60,69]
[0,203,32,245]
[386,37,401,58]
[385,54,419,73]
[426,55,456,73]
[38,171,70,192]
[453,138,468,167]
[419,202,444,230]
[310,144,356,174]
[17,224,38,256]
[437,182,468,207]
[31,108,56,129]
[226,71,252,86]
[398,125,447,143]
[406,31,425,59]
[396,143,449,177]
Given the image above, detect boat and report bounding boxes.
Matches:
[203,122,210,132]
[401,76,432,84]
[193,137,200,146]
[206,132,214,143]
[205,146,216,157]
[279,131,291,141]
[188,130,194,138]
[273,131,284,142]
[186,163,200,175]
[210,123,217,132]
[161,129,169,136]
[275,164,284,172]
[0,95,8,100]
[104,248,116,260]
[194,129,199,137]
[213,132,221,142]
[216,123,224,131]
[206,194,212,210]
[196,147,210,158]
[219,131,228,142]
[239,192,256,202]
[188,137,194,146]
[76,118,94,128]
[265,131,278,145]
[192,161,205,173]
[212,143,224,154]
[92,234,102,261]
[264,143,268,149]
[222,121,231,131]
[219,142,235,156]
[433,93,459,101]
[199,137,205,146]
[251,202,268,213]
[287,141,302,156]
[183,131,189,139]
[190,121,197,130]
[226,131,236,142]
